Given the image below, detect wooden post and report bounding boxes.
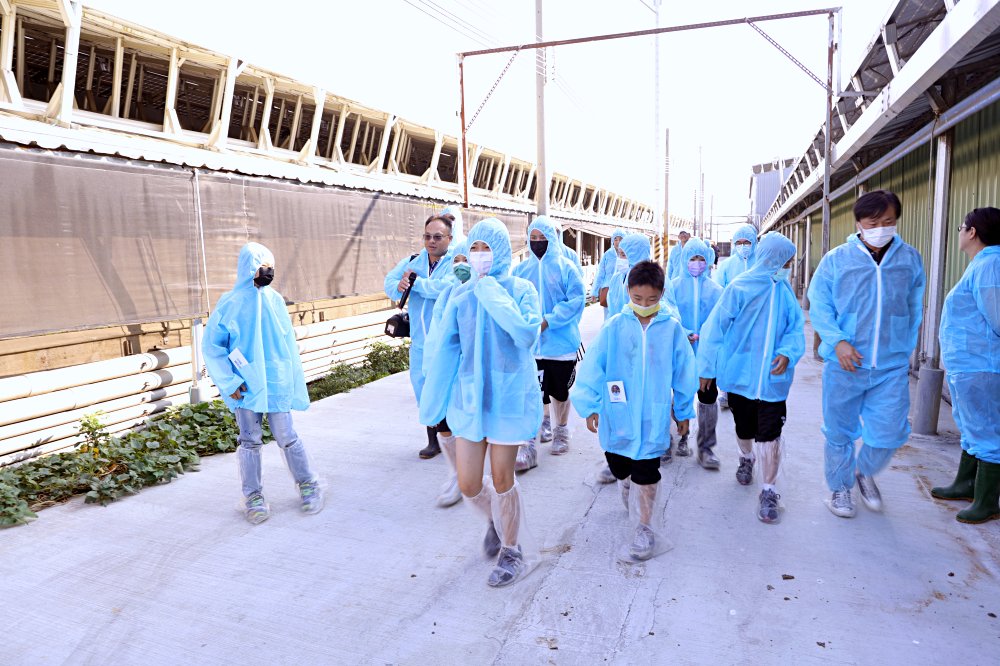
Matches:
[299,87,324,162]
[162,47,181,133]
[209,57,240,148]
[122,52,136,119]
[286,93,302,150]
[257,78,274,151]
[0,2,23,107]
[332,103,348,163]
[108,37,123,117]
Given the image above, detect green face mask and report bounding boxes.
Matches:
[453,262,472,283]
[629,301,661,317]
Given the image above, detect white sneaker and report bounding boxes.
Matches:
[856,473,883,512]
[551,425,570,455]
[436,476,462,507]
[825,487,856,518]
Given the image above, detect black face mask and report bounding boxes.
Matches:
[530,239,548,259]
[254,266,274,287]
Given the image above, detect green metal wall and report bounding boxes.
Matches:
[791,97,1000,297]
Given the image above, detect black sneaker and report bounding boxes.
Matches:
[419,441,441,459]
[487,546,526,587]
[736,457,754,485]
[757,488,780,524]
[483,522,501,558]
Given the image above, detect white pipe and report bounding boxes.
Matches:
[0,366,193,427]
[0,381,191,442]
[0,347,190,403]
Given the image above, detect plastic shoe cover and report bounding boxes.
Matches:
[490,481,540,576]
[618,481,672,563]
[629,525,656,561]
[597,464,617,484]
[719,392,729,410]
[487,546,526,587]
[757,488,781,524]
[436,476,462,507]
[514,442,538,472]
[483,522,501,558]
[736,457,754,485]
[245,492,270,524]
[675,434,691,457]
[538,416,554,443]
[619,478,631,511]
[299,481,324,515]
[550,425,570,455]
[826,488,856,518]
[753,438,783,486]
[855,473,883,512]
[698,449,720,470]
[660,450,673,464]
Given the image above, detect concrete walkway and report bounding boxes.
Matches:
[2,305,998,665]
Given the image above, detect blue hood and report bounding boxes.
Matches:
[466,218,512,277]
[748,232,796,279]
[620,233,651,267]
[235,242,275,291]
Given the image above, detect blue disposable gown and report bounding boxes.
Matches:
[590,228,627,298]
[571,308,697,460]
[607,233,652,318]
[940,245,1000,463]
[670,237,722,354]
[808,233,926,370]
[419,218,543,442]
[698,232,805,402]
[203,243,309,414]
[715,224,758,288]
[384,242,457,399]
[512,216,585,358]
[422,240,469,377]
[667,238,690,280]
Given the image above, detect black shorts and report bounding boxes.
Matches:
[605,452,661,485]
[698,377,718,405]
[536,359,576,403]
[727,392,786,442]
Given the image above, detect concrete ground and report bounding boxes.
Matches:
[2,304,998,665]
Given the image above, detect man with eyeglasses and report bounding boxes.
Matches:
[808,189,926,519]
[384,212,457,459]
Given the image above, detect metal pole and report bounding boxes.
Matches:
[459,55,469,209]
[663,127,670,262]
[535,0,548,216]
[653,0,662,257]
[821,11,834,256]
[913,129,952,435]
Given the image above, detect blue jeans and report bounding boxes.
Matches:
[236,409,316,498]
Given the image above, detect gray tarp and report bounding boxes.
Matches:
[1,147,529,339]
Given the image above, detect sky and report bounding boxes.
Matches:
[85,0,894,240]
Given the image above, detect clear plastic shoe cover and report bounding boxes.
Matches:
[489,480,540,584]
[618,480,672,563]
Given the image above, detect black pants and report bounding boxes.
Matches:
[727,392,786,442]
[536,359,576,404]
[698,378,718,405]
[605,452,661,485]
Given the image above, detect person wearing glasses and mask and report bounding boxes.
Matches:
[932,207,1000,524]
[384,212,459,460]
[420,218,543,588]
[716,224,758,288]
[808,190,926,519]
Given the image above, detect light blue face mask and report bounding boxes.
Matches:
[735,244,752,260]
[776,268,791,281]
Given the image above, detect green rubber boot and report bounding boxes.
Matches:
[957,460,1000,525]
[931,450,978,501]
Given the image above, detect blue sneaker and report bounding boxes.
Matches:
[244,492,270,525]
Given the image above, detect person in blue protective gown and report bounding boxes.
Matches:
[666,230,691,280]
[384,212,458,460]
[592,228,628,319]
[421,239,471,509]
[571,260,697,560]
[203,242,322,524]
[698,232,805,524]
[606,233,667,318]
[931,207,1000,524]
[670,237,723,469]
[511,215,585,467]
[808,190,926,518]
[715,224,758,288]
[420,218,543,588]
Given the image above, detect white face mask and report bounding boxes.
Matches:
[735,244,752,260]
[469,250,494,277]
[615,257,629,273]
[859,225,896,248]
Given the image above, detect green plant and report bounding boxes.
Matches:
[308,340,409,402]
